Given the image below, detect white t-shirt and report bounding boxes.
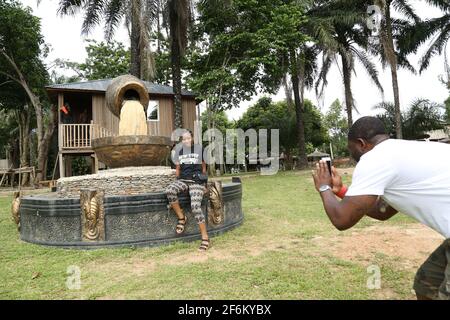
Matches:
[346,139,450,238]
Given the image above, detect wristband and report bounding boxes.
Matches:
[335,185,348,199]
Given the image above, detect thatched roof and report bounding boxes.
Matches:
[307,149,330,158]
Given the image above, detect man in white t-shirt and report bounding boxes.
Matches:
[312,116,450,300]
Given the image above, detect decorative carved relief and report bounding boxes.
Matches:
[207,181,224,225]
[11,191,21,230]
[81,190,105,241]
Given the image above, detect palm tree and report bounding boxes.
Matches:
[374,98,445,139]
[165,0,191,129]
[398,0,450,73]
[372,0,420,139]
[288,44,319,168]
[311,1,384,128]
[54,0,157,80]
[58,0,191,128]
[373,101,398,136]
[54,0,191,129]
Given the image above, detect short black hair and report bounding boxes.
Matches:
[182,129,194,138]
[348,116,387,142]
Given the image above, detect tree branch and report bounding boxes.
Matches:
[0,80,14,87]
[0,49,25,82]
[0,70,20,84]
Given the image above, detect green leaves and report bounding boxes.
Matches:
[0,0,48,105]
[57,40,131,80]
[237,97,328,154]
[374,99,446,139]
[189,0,309,111]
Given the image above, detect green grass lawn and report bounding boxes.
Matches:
[0,170,418,299]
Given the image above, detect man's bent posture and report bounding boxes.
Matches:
[312,116,450,300]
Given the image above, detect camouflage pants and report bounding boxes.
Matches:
[165,180,206,224]
[413,239,450,300]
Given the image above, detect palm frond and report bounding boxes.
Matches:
[396,53,416,73]
[351,46,384,94]
[399,15,450,55]
[419,25,450,72]
[302,45,319,89]
[81,0,107,35]
[104,0,126,41]
[315,51,333,98]
[392,0,420,22]
[424,0,450,12]
[57,0,85,16]
[57,0,89,16]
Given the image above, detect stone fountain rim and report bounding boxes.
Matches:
[92,135,173,148]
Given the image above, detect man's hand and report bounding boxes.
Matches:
[312,160,332,192]
[330,166,343,194]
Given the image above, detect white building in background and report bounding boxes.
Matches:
[423,125,450,144]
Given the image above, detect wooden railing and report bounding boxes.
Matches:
[91,125,116,140]
[60,124,116,150]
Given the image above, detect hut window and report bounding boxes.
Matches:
[147,100,159,121]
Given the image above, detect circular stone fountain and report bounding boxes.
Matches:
[17,75,243,248]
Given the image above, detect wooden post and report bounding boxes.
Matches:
[18,167,22,191]
[0,164,12,187]
[93,154,99,174]
[59,153,64,179]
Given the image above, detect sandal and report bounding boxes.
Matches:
[198,238,211,252]
[176,215,187,235]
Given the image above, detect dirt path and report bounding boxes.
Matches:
[313,223,444,270]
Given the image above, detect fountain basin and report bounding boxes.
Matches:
[19,182,243,248]
[92,135,172,168]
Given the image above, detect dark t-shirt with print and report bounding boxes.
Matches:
[172,144,205,180]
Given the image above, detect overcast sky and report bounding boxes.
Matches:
[21,0,449,121]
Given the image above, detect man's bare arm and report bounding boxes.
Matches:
[319,191,378,230]
[366,197,398,221]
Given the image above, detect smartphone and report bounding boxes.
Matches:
[321,157,332,175]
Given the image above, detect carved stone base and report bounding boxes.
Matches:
[11,191,21,230]
[81,190,105,242]
[207,181,224,226]
[19,181,243,248]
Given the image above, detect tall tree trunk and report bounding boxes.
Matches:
[156,0,162,54]
[130,0,141,78]
[16,107,31,185]
[341,54,354,128]
[36,104,58,182]
[384,2,402,139]
[170,7,183,129]
[206,99,216,176]
[290,50,308,169]
[282,73,294,108]
[0,50,51,183]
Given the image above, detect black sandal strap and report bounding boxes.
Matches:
[199,239,210,250]
[176,217,187,233]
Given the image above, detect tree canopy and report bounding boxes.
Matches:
[56,40,131,81]
[237,97,328,156]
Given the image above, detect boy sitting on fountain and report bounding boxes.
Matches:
[165,130,210,252]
